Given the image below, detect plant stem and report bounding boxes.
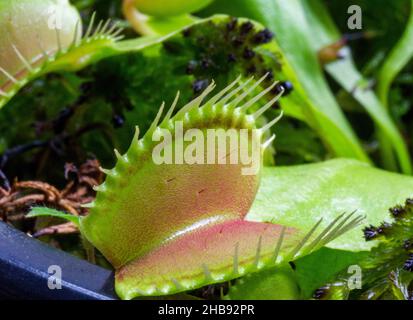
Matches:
[122,0,157,36]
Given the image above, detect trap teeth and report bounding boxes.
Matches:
[81,202,95,209]
[98,167,112,175]
[253,90,284,120]
[92,184,106,192]
[114,149,123,161]
[262,134,276,150]
[260,111,284,133]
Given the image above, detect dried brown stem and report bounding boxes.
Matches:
[0,159,104,237]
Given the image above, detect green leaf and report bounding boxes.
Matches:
[247,158,413,252]
[27,207,80,227]
[224,266,301,300]
[374,0,413,173]
[377,0,413,110]
[294,247,367,299]
[300,0,412,174]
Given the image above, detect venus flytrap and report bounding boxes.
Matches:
[0,1,126,109]
[5,3,413,301]
[0,0,80,90]
[0,0,80,103]
[29,77,361,300]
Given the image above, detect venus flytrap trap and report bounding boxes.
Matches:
[0,1,126,109]
[0,12,282,113]
[29,77,361,300]
[0,0,80,92]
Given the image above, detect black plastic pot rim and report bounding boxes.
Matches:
[0,221,117,300]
